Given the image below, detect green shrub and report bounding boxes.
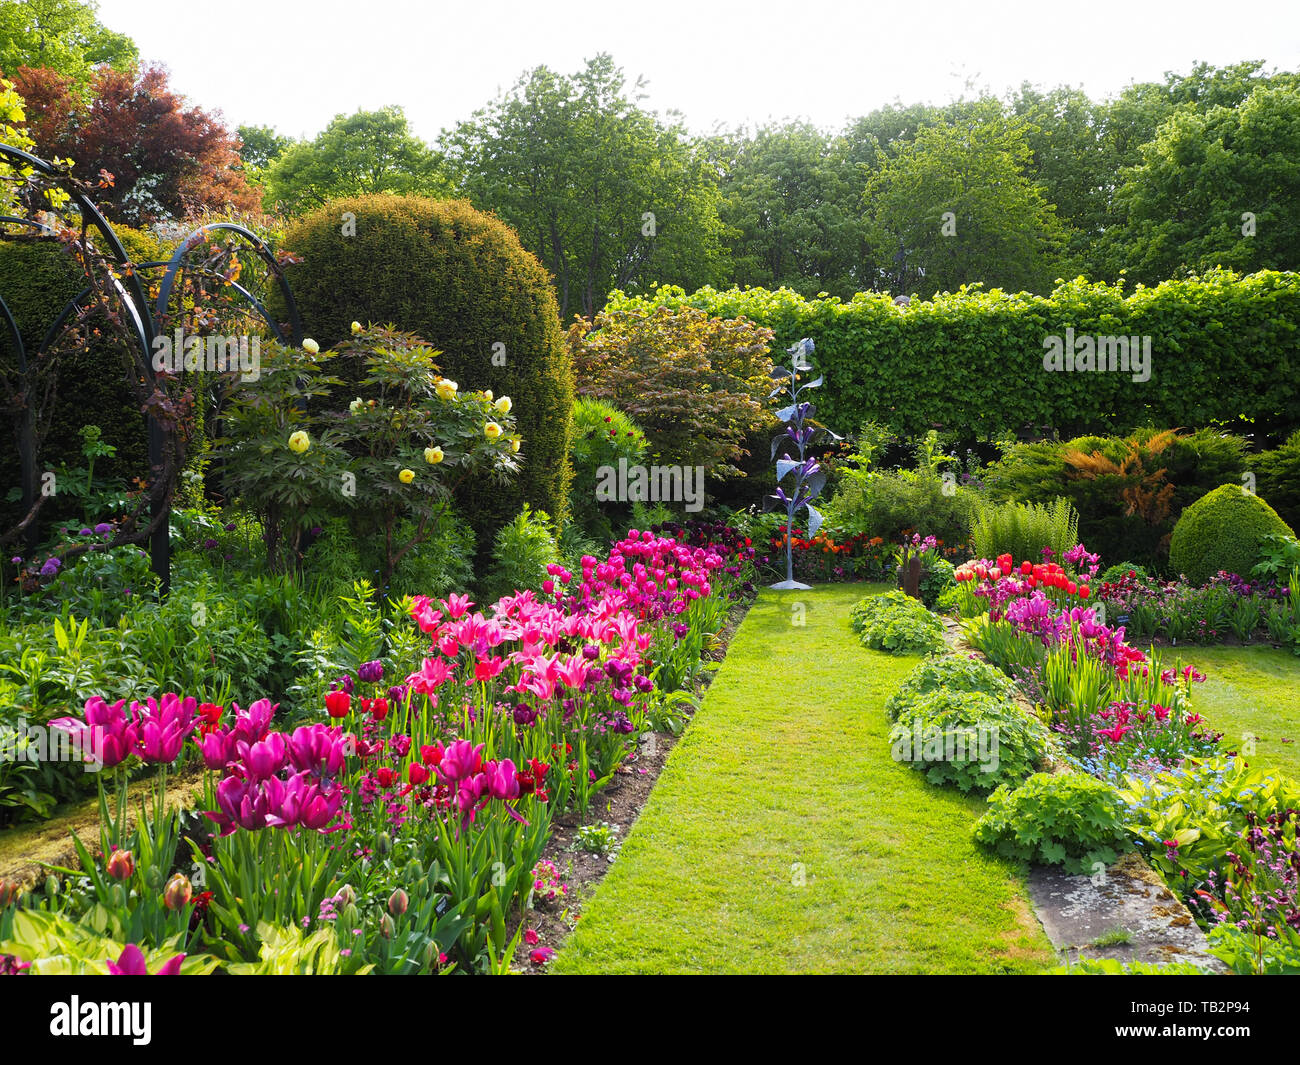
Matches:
[1256,429,1300,531]
[1168,483,1295,585]
[827,468,977,547]
[1051,958,1210,975]
[303,509,475,602]
[973,771,1131,874]
[971,497,1079,565]
[885,654,1021,722]
[983,428,1251,569]
[567,398,648,542]
[606,273,1300,444]
[849,590,945,655]
[1098,562,1149,584]
[890,689,1048,793]
[483,504,560,602]
[279,194,575,555]
[917,556,955,608]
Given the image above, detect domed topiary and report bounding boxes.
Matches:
[1168,483,1295,586]
[279,195,574,554]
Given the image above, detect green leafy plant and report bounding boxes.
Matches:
[890,689,1049,793]
[849,590,945,655]
[482,504,560,602]
[885,654,1021,723]
[971,497,1079,566]
[973,771,1131,874]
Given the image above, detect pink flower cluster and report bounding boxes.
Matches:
[197,701,349,836]
[52,693,198,768]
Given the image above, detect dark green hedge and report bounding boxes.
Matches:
[0,227,165,528]
[606,271,1300,441]
[278,195,574,553]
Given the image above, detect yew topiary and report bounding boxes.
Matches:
[280,194,574,551]
[1168,483,1294,585]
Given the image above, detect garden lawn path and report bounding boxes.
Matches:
[1189,645,1300,780]
[552,584,1055,974]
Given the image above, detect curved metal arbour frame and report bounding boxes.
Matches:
[0,144,304,593]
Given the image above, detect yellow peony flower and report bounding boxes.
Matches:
[302,338,319,354]
[351,321,363,335]
[348,398,363,414]
[398,468,415,484]
[435,379,458,401]
[484,421,503,440]
[510,436,521,454]
[484,389,494,401]
[424,446,444,465]
[288,431,310,453]
[494,395,512,415]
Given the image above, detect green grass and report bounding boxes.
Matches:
[1189,644,1300,780]
[553,584,1054,974]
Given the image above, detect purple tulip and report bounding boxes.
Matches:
[266,772,343,832]
[357,660,384,684]
[440,740,484,783]
[50,696,139,769]
[197,729,235,771]
[237,733,288,779]
[229,698,277,745]
[133,693,197,764]
[486,758,520,801]
[288,724,348,777]
[106,944,184,976]
[206,775,272,835]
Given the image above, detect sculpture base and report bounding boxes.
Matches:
[769,579,812,591]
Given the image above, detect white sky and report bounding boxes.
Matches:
[96,0,1300,141]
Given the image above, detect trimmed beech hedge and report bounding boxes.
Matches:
[606,271,1300,440]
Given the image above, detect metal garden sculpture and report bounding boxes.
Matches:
[766,338,840,590]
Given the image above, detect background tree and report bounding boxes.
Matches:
[1104,84,1300,283]
[236,123,295,193]
[14,63,261,225]
[444,54,727,318]
[865,114,1066,296]
[706,122,869,297]
[261,107,448,214]
[0,0,135,86]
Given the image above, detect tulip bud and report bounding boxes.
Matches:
[336,883,357,907]
[380,913,394,939]
[388,888,409,917]
[44,874,59,898]
[163,873,193,911]
[376,831,392,857]
[0,879,20,909]
[423,939,439,970]
[106,849,134,881]
[404,859,424,881]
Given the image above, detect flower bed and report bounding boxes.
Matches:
[0,528,753,975]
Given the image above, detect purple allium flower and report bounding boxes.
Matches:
[79,528,92,536]
[39,558,61,577]
[94,523,113,535]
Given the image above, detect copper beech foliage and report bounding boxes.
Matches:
[12,62,261,226]
[567,304,775,478]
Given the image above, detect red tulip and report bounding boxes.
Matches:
[324,690,350,718]
[408,762,430,786]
